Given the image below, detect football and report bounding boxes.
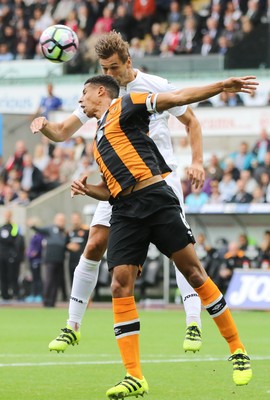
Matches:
[39,24,79,63]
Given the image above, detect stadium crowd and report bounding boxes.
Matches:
[0,0,269,67]
[1,125,270,207]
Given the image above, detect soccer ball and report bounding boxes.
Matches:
[39,24,79,63]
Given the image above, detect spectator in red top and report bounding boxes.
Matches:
[132,0,156,39]
[4,140,28,182]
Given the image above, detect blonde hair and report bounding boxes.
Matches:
[95,31,130,63]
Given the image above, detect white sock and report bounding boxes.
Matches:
[68,255,100,330]
[174,266,202,328]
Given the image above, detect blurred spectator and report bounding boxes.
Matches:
[215,91,229,106]
[11,189,30,206]
[228,141,255,171]
[20,153,46,200]
[160,22,182,55]
[111,4,132,41]
[33,143,50,172]
[4,140,28,182]
[239,169,258,194]
[15,41,29,60]
[229,178,253,203]
[2,25,16,56]
[0,185,18,205]
[208,179,223,203]
[253,152,270,182]
[205,154,224,182]
[194,233,212,269]
[32,83,62,120]
[204,237,229,284]
[72,155,95,180]
[251,185,266,203]
[92,6,113,34]
[150,22,164,55]
[66,212,89,286]
[199,34,216,56]
[129,37,144,58]
[185,185,209,209]
[222,158,240,180]
[65,9,79,32]
[59,148,77,183]
[219,171,237,202]
[0,42,14,61]
[227,92,244,106]
[43,146,64,188]
[25,218,44,303]
[243,0,263,26]
[257,171,270,201]
[251,129,270,166]
[179,17,200,54]
[73,136,86,162]
[0,209,25,300]
[132,0,156,39]
[28,213,68,307]
[217,241,250,293]
[257,230,270,269]
[217,35,230,54]
[167,0,181,25]
[51,0,75,25]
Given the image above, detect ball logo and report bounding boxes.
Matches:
[226,269,270,309]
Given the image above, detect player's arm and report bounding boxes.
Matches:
[177,106,205,188]
[30,114,82,142]
[155,76,258,111]
[71,176,110,201]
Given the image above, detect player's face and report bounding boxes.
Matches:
[99,53,132,86]
[79,83,98,118]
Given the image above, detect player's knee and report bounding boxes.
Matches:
[111,279,132,298]
[186,265,207,288]
[83,237,107,261]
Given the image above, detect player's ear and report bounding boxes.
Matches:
[98,86,106,96]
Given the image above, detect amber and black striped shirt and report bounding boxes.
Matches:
[93,93,172,198]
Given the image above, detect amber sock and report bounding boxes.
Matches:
[112,296,142,379]
[195,277,244,353]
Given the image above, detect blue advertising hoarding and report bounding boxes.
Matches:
[225,269,270,310]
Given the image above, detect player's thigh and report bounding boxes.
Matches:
[150,206,195,258]
[107,218,150,271]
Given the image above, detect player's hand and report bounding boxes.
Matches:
[71,175,88,198]
[223,76,259,94]
[186,163,205,189]
[30,117,48,134]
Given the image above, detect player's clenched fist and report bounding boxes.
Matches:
[30,117,48,134]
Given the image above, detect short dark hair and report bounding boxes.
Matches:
[84,75,120,100]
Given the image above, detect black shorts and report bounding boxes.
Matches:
[107,180,195,271]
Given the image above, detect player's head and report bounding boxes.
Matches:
[80,75,120,118]
[84,75,119,99]
[95,31,134,86]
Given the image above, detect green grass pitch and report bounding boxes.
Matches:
[0,306,269,400]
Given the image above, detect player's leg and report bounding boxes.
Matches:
[153,197,251,386]
[172,244,252,385]
[48,201,111,352]
[174,267,202,352]
[106,217,149,399]
[165,171,202,351]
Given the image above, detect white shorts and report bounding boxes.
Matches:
[90,170,184,227]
